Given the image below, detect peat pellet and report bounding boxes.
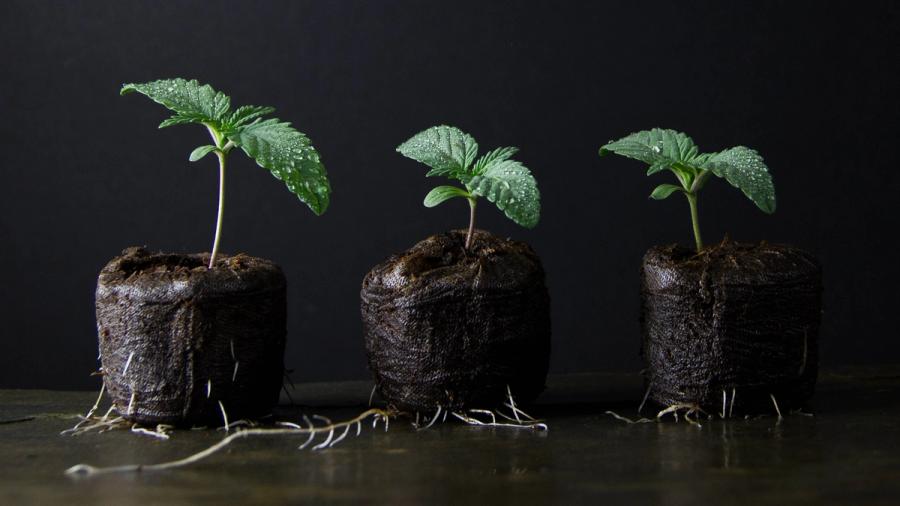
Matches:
[96,247,286,426]
[360,230,551,412]
[641,240,822,414]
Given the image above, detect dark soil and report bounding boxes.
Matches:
[360,230,551,413]
[95,247,286,426]
[641,239,822,414]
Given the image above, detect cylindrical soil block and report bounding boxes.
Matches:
[96,247,286,425]
[641,240,822,413]
[361,230,551,412]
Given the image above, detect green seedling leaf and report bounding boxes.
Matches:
[650,184,684,200]
[423,185,471,207]
[702,146,776,213]
[397,125,479,178]
[228,119,330,215]
[600,128,700,175]
[227,105,276,130]
[473,146,519,174]
[464,160,540,228]
[121,78,231,127]
[189,145,218,162]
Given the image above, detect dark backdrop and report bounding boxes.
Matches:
[1,1,898,390]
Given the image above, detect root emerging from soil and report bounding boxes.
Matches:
[656,403,708,427]
[412,386,548,431]
[605,411,654,424]
[64,408,393,477]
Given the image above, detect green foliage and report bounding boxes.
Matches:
[228,119,330,215]
[600,128,776,250]
[188,145,217,162]
[423,186,472,207]
[121,78,330,215]
[703,146,775,214]
[397,125,541,229]
[599,128,775,213]
[649,183,684,200]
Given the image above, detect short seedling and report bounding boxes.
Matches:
[121,78,331,268]
[600,128,775,251]
[397,125,540,249]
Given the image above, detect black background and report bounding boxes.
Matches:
[1,1,898,390]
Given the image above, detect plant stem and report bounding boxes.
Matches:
[465,197,477,250]
[686,192,703,252]
[208,151,226,269]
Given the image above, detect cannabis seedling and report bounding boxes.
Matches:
[397,125,540,249]
[121,78,331,268]
[599,128,775,251]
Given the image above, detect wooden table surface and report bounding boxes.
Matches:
[2,369,899,505]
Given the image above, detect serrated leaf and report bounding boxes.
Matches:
[702,146,776,213]
[423,186,471,208]
[462,160,540,228]
[227,105,276,130]
[600,128,700,173]
[473,146,519,174]
[189,145,218,162]
[396,125,478,177]
[649,184,683,200]
[228,119,331,215]
[121,78,231,125]
[159,112,211,129]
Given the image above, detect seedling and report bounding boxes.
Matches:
[599,128,775,251]
[397,125,540,249]
[121,78,331,268]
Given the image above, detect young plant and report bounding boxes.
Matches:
[120,78,331,268]
[599,128,775,251]
[396,125,540,249]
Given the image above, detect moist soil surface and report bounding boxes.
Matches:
[641,239,822,414]
[360,230,551,413]
[96,247,286,426]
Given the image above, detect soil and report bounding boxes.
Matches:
[360,230,551,413]
[641,238,822,414]
[95,247,286,426]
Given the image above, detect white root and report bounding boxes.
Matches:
[418,406,442,430]
[122,351,135,377]
[368,385,377,407]
[417,386,548,431]
[330,424,351,447]
[729,388,736,418]
[218,401,230,432]
[657,403,706,427]
[232,362,239,382]
[721,390,727,419]
[770,393,783,421]
[131,424,171,440]
[604,411,654,424]
[65,408,393,477]
[126,391,136,416]
[62,383,107,434]
[451,411,548,431]
[298,416,316,450]
[220,420,255,431]
[470,409,497,424]
[638,385,651,414]
[207,379,212,399]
